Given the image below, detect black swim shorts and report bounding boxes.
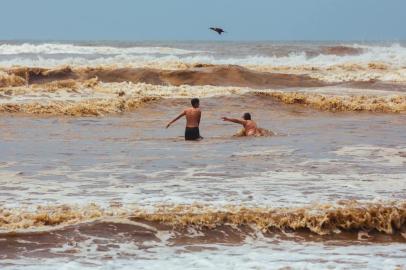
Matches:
[185,127,201,141]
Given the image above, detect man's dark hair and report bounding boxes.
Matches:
[191,98,200,107]
[243,112,251,120]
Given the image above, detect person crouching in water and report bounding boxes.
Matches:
[166,98,203,141]
[222,112,268,136]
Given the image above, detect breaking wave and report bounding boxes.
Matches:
[255,91,406,113]
[1,43,406,84]
[1,86,406,117]
[0,96,160,116]
[1,201,405,237]
[0,65,325,88]
[1,65,405,116]
[0,43,405,70]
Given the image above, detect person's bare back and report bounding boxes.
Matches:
[166,98,203,141]
[243,119,258,136]
[185,107,201,128]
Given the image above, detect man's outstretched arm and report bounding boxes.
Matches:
[222,117,246,126]
[166,111,186,128]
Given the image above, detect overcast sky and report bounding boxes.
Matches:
[1,0,405,41]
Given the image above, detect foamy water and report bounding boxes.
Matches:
[1,41,406,269]
[2,41,406,86]
[1,42,406,67]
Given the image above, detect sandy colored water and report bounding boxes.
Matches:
[1,95,406,268]
[1,41,406,269]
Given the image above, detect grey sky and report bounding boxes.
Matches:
[1,0,405,41]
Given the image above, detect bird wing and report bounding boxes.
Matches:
[209,27,225,35]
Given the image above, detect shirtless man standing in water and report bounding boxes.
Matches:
[166,98,203,141]
[222,112,262,136]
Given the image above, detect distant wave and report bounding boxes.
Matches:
[0,43,405,69]
[0,43,201,55]
[0,65,325,88]
[1,65,406,116]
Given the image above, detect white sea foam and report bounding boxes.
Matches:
[0,43,200,55]
[0,43,405,70]
[334,145,406,167]
[2,239,405,270]
[1,154,405,209]
[1,43,406,83]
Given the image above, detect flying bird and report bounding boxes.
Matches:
[210,27,226,35]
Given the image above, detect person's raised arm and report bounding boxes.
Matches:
[221,117,246,126]
[166,110,186,128]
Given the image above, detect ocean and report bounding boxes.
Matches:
[0,41,405,269]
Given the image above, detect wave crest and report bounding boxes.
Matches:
[255,91,406,113]
[1,201,405,236]
[1,65,325,88]
[0,96,160,116]
[1,65,405,116]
